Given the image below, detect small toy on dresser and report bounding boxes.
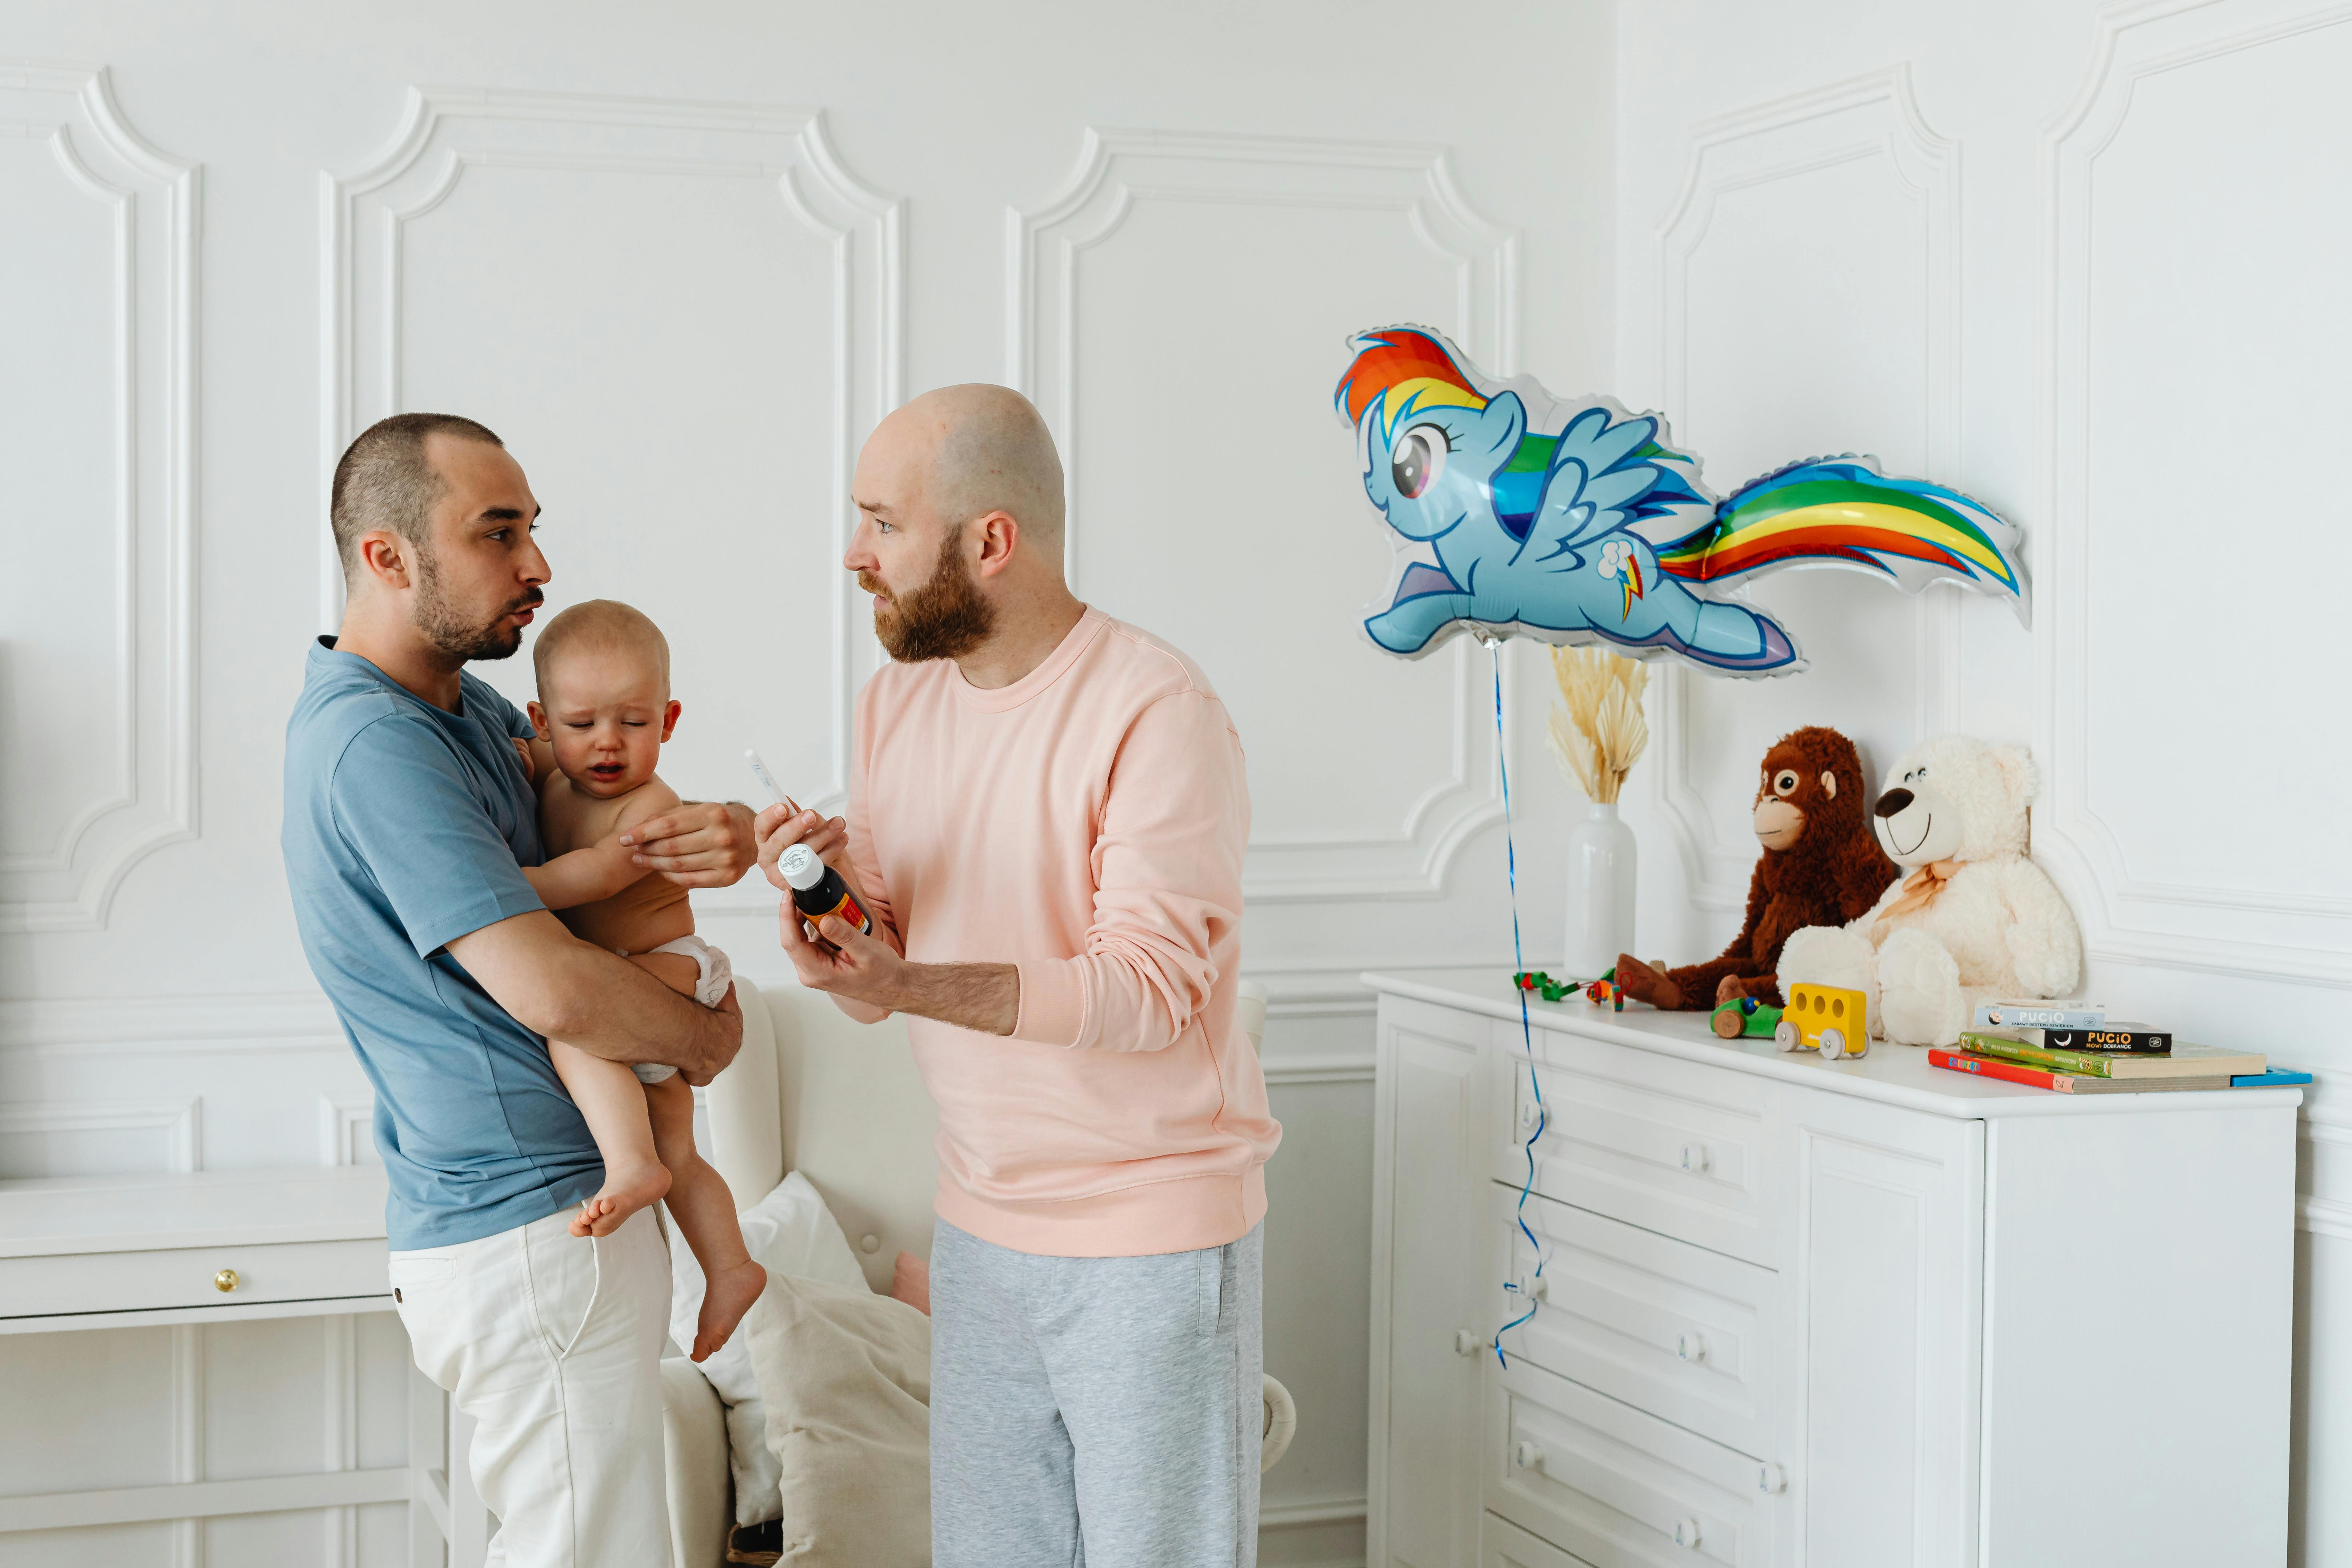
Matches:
[1710,995,1785,1040]
[1772,981,1869,1059]
[1513,967,1632,1012]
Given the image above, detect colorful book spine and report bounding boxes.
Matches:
[1931,1047,2083,1092]
[2233,1070,2313,1088]
[2034,1024,2172,1053]
[1975,1001,2107,1029]
[1956,1031,2129,1078]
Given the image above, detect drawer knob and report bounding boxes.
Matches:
[1679,1143,1711,1174]
[1674,1517,1703,1548]
[1454,1328,1481,1357]
[1757,1461,1786,1495]
[1676,1331,1708,1364]
[1519,1097,1542,1133]
[1513,1440,1545,1471]
[213,1268,239,1293]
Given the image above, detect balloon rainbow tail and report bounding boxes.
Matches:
[1655,459,2028,620]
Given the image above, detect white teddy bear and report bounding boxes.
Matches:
[1776,735,2082,1047]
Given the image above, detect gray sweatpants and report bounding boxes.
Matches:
[930,1218,1264,1568]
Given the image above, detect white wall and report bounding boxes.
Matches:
[0,2,1616,1563]
[1605,3,2352,1562]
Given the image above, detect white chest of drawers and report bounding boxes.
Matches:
[1364,969,2299,1568]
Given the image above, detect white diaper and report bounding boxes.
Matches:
[621,935,733,1084]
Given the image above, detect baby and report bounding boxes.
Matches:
[516,599,765,1360]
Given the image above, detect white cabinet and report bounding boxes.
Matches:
[1365,969,2299,1568]
[1370,998,1495,1568]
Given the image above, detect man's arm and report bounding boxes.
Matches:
[448,910,743,1083]
[777,908,1019,1033]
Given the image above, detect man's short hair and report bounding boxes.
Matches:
[531,599,671,700]
[330,413,504,581]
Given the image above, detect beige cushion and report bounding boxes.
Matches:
[745,1273,932,1565]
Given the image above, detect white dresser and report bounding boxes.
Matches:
[1363,969,2299,1568]
[0,1166,487,1557]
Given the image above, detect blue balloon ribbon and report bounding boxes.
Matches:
[1490,643,1547,1367]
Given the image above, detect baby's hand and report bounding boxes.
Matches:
[509,737,533,781]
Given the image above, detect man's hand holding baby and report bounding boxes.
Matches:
[621,801,759,887]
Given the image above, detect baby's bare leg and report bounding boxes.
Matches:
[547,1041,672,1237]
[643,1074,767,1359]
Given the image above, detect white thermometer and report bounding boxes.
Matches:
[744,749,799,814]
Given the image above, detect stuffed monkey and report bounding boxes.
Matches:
[1614,727,1896,1011]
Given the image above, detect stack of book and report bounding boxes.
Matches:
[1928,999,2310,1094]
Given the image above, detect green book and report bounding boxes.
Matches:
[1957,1031,2265,1080]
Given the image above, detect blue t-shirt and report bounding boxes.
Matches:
[281,638,601,1249]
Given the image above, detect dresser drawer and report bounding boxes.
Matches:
[0,1238,389,1320]
[1484,1510,1596,1568]
[1495,1029,1777,1267]
[1493,1186,1779,1461]
[1488,1355,1781,1568]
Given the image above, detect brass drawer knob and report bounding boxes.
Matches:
[214,1268,239,1293]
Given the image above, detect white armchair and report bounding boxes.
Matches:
[660,977,1290,1567]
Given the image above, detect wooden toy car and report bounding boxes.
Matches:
[1774,982,1868,1059]
[1711,996,1784,1040]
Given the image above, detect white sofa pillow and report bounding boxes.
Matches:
[669,1171,871,1524]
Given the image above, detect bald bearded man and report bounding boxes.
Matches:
[754,386,1281,1567]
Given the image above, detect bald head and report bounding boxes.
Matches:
[889,384,1065,554]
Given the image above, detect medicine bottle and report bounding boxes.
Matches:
[777,844,875,939]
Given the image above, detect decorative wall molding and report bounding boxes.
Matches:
[318,1092,375,1166]
[321,86,903,870]
[0,1097,201,1172]
[0,63,199,932]
[1648,65,1962,909]
[1008,129,1519,903]
[0,990,344,1057]
[2035,0,2352,986]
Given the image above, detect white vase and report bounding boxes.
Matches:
[1565,801,1637,980]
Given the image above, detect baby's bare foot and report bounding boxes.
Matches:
[692,1259,768,1361]
[569,1160,671,1238]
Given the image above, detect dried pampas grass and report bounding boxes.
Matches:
[1547,646,1649,804]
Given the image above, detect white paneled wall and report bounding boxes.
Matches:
[1612,3,2352,1562]
[15,1,2344,1562]
[0,2,1614,1563]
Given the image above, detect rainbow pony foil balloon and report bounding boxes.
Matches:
[1335,326,2028,676]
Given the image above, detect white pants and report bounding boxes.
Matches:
[389,1208,672,1568]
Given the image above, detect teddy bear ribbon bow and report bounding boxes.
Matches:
[1881,859,1965,919]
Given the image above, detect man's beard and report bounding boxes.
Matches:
[862,528,994,663]
[412,544,540,663]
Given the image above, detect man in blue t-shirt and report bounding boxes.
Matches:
[283,413,774,1567]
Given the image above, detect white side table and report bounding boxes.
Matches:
[0,1165,489,1566]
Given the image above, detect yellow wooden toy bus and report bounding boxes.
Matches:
[1774,981,1869,1060]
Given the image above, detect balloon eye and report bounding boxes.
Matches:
[1391,426,1448,500]
[1775,771,1798,796]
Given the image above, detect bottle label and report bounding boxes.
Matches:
[805,891,872,938]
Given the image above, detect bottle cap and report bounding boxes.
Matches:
[777,843,826,892]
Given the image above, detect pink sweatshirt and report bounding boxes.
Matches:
[845,608,1281,1257]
